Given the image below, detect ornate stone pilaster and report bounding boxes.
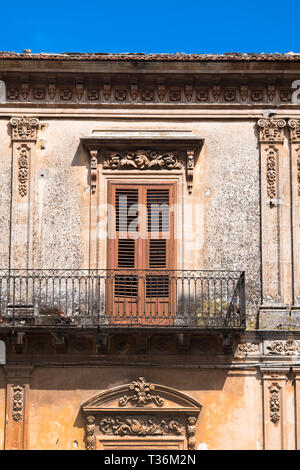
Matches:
[85,415,96,450]
[10,117,39,269]
[260,367,290,450]
[89,149,98,269]
[288,120,300,307]
[257,118,292,315]
[4,365,33,450]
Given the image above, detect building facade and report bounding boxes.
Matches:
[0,51,300,449]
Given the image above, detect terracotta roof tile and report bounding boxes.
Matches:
[1,51,300,62]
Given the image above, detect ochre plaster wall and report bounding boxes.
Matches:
[27,366,261,450]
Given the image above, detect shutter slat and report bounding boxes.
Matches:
[149,240,166,268]
[147,189,169,232]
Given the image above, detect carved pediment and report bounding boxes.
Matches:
[81,377,202,450]
[81,376,202,413]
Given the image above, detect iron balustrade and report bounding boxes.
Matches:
[0,269,245,329]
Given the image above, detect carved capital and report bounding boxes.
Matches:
[288,119,300,143]
[257,117,286,143]
[10,116,39,141]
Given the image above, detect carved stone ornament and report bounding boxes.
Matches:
[48,83,56,100]
[266,339,300,356]
[269,383,280,424]
[267,84,276,102]
[10,116,39,141]
[89,150,98,194]
[297,148,300,197]
[18,145,30,197]
[12,385,24,422]
[257,117,286,143]
[100,415,183,436]
[240,85,248,102]
[85,415,96,450]
[119,377,164,407]
[75,83,84,101]
[81,377,202,450]
[184,84,193,101]
[157,84,166,101]
[265,145,278,199]
[187,416,197,450]
[103,150,182,171]
[130,84,138,101]
[236,342,259,357]
[288,119,300,143]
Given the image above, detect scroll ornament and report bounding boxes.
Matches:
[288,119,300,143]
[257,118,286,143]
[10,116,39,141]
[119,377,164,407]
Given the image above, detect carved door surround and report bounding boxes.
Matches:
[81,377,202,450]
[81,134,203,270]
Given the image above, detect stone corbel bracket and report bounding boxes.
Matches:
[81,135,203,194]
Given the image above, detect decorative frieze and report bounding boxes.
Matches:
[103,150,182,171]
[12,385,24,422]
[100,415,183,436]
[236,342,259,357]
[266,339,300,356]
[269,383,281,424]
[5,80,299,105]
[119,377,164,407]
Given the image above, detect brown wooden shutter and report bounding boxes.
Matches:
[108,182,176,324]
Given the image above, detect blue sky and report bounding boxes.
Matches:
[1,0,300,54]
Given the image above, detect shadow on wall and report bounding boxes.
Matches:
[0,340,6,364]
[0,81,5,103]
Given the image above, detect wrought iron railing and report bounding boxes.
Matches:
[0,269,245,329]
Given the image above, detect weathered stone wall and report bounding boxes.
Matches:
[0,367,5,450]
[0,119,12,267]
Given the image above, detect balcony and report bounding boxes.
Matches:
[0,269,245,331]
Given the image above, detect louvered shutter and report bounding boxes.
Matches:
[108,182,176,324]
